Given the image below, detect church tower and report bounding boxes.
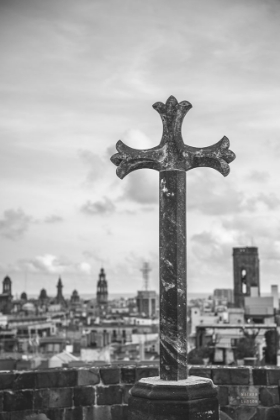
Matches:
[233,247,260,308]
[2,276,12,296]
[55,277,66,306]
[96,268,108,305]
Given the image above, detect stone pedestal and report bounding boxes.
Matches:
[128,376,219,420]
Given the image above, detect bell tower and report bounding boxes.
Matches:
[233,247,260,308]
[96,268,108,305]
[2,276,12,296]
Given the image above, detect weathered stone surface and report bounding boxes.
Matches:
[10,410,38,420]
[218,386,229,406]
[96,386,122,405]
[234,405,258,420]
[128,395,219,420]
[82,406,95,420]
[228,386,259,406]
[73,386,95,406]
[189,367,212,379]
[100,367,120,385]
[4,390,33,411]
[24,414,50,420]
[252,368,267,385]
[131,376,217,401]
[0,393,3,412]
[77,368,100,386]
[129,376,219,419]
[111,404,128,420]
[35,369,77,389]
[122,385,133,404]
[266,368,280,385]
[160,170,187,380]
[212,367,249,385]
[111,96,235,384]
[34,389,50,410]
[121,366,136,384]
[0,412,10,420]
[259,387,280,406]
[13,372,36,390]
[258,406,280,420]
[63,407,83,420]
[91,405,111,420]
[0,374,14,390]
[111,96,235,179]
[48,388,73,408]
[135,367,159,382]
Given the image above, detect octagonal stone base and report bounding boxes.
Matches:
[128,375,219,420]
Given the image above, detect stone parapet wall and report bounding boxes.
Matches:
[0,365,280,419]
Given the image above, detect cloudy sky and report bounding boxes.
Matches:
[0,0,280,298]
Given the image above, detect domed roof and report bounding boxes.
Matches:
[72,289,78,296]
[22,302,35,311]
[20,292,27,300]
[3,276,11,283]
[39,288,48,299]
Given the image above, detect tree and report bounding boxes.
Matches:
[235,336,256,360]
[188,346,214,364]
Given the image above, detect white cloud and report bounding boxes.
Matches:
[44,214,63,223]
[80,197,116,215]
[0,209,33,240]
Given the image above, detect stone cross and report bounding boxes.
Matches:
[111,96,235,381]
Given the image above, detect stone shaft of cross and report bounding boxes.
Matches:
[111,96,235,381]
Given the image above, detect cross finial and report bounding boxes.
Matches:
[111,95,235,178]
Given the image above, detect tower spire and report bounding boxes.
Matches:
[140,262,151,291]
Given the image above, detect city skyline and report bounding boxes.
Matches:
[1,0,280,295]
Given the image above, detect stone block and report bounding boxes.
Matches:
[44,408,64,420]
[10,411,37,420]
[13,372,36,390]
[189,367,212,379]
[218,386,229,406]
[260,387,280,407]
[111,404,128,420]
[220,406,236,420]
[3,390,33,411]
[35,369,77,389]
[0,414,10,420]
[122,385,133,404]
[219,410,234,420]
[63,407,83,420]
[135,366,159,381]
[212,367,249,385]
[81,406,95,420]
[23,414,50,420]
[0,373,15,390]
[34,389,50,410]
[266,368,280,385]
[96,385,122,405]
[257,406,280,420]
[77,368,100,386]
[252,368,267,386]
[82,406,95,420]
[121,366,136,384]
[91,406,111,420]
[0,392,3,411]
[228,386,259,406]
[48,388,73,408]
[73,386,95,406]
[100,367,120,385]
[234,405,257,420]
